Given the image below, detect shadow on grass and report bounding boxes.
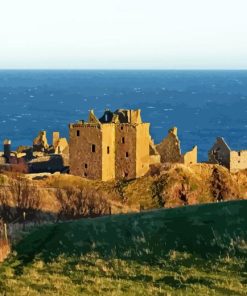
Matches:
[9,200,247,276]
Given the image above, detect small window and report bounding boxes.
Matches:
[121,126,124,130]
[126,152,129,158]
[107,146,110,154]
[77,130,80,137]
[92,144,96,153]
[238,151,241,157]
[84,172,87,177]
[121,137,125,144]
[124,172,128,178]
[85,163,88,168]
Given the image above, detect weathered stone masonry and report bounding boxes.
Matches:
[208,137,247,172]
[69,109,154,181]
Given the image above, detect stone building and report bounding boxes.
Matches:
[28,131,69,173]
[208,137,247,172]
[69,109,159,181]
[156,127,197,165]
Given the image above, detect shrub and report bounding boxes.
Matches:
[55,187,111,220]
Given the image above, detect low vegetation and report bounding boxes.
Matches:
[0,200,247,295]
[0,163,247,223]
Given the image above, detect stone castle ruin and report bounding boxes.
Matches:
[208,137,247,172]
[69,109,159,181]
[3,107,247,179]
[156,127,197,165]
[0,131,69,173]
[69,109,197,181]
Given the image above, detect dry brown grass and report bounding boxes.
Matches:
[1,162,247,223]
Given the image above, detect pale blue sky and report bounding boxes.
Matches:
[0,0,246,69]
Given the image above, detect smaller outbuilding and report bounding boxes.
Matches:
[208,137,247,172]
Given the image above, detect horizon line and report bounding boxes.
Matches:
[1,68,247,71]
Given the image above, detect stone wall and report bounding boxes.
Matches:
[102,124,115,181]
[136,123,150,177]
[33,131,49,152]
[115,124,137,179]
[156,127,181,163]
[230,150,247,172]
[208,137,231,168]
[181,146,197,165]
[28,155,67,173]
[0,156,6,165]
[69,124,102,179]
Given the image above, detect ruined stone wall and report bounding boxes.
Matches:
[0,156,6,165]
[129,109,142,124]
[115,124,136,179]
[69,124,102,179]
[156,128,181,163]
[208,137,231,168]
[230,150,247,172]
[55,138,69,154]
[181,146,197,165]
[53,132,60,147]
[28,155,66,173]
[136,123,150,177]
[33,131,49,152]
[102,124,115,181]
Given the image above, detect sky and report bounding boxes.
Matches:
[0,0,247,69]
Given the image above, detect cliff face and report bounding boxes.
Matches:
[0,163,247,222]
[125,163,246,209]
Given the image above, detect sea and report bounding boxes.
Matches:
[1,70,247,161]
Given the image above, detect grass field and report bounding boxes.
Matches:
[1,200,247,295]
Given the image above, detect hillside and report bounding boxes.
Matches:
[1,162,247,223]
[1,200,247,295]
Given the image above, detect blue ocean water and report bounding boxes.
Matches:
[1,70,247,161]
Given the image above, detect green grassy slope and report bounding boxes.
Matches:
[1,200,247,295]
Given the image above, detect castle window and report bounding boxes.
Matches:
[121,137,125,144]
[107,146,110,154]
[85,163,88,168]
[238,151,241,157]
[126,152,129,158]
[124,172,128,178]
[84,172,87,177]
[92,144,96,153]
[121,126,124,130]
[77,130,80,137]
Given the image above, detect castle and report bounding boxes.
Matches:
[3,107,247,180]
[69,109,197,181]
[69,109,160,181]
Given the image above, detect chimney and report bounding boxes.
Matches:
[3,139,11,163]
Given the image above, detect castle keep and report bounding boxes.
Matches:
[69,109,156,181]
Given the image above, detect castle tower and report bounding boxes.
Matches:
[69,109,150,181]
[3,139,11,163]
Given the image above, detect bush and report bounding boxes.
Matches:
[55,187,111,220]
[0,176,41,222]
